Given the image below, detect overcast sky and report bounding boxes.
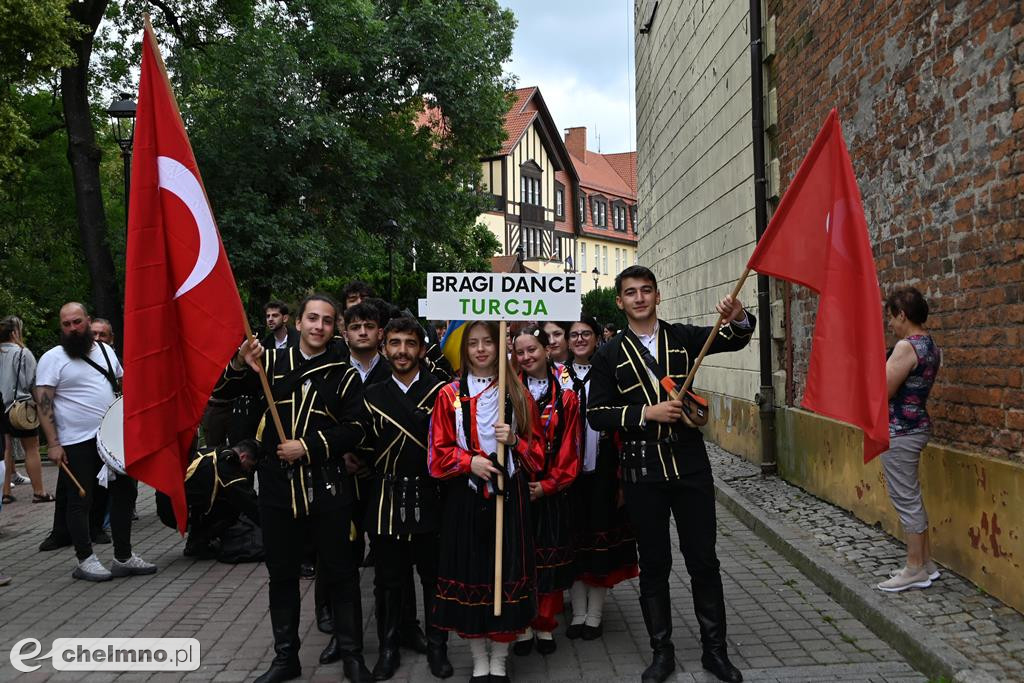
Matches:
[500,0,637,154]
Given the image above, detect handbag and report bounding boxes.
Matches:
[6,349,38,431]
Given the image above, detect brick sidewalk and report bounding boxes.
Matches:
[708,443,1024,682]
[0,462,925,682]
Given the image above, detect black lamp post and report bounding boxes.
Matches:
[383,218,399,301]
[106,92,137,232]
[592,266,600,290]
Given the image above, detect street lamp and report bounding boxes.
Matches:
[592,267,600,290]
[383,218,399,301]
[106,92,137,232]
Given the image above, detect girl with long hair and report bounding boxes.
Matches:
[565,317,638,639]
[511,324,580,657]
[428,321,543,682]
[0,316,54,505]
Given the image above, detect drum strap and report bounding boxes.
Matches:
[81,343,120,396]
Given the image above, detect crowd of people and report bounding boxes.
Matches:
[0,267,942,683]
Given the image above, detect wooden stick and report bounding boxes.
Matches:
[60,461,87,498]
[241,316,288,443]
[493,320,507,617]
[679,268,752,395]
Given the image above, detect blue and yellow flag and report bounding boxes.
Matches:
[440,320,468,373]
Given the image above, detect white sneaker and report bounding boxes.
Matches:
[110,553,157,577]
[73,554,113,582]
[878,565,932,592]
[889,560,940,581]
[11,471,29,486]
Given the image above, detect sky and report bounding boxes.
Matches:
[499,0,637,155]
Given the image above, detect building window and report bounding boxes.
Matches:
[555,183,565,219]
[602,246,609,274]
[553,235,562,261]
[591,197,607,227]
[630,206,637,233]
[520,167,542,207]
[613,205,627,231]
[615,248,621,274]
[580,243,587,272]
[593,244,600,273]
[579,192,587,223]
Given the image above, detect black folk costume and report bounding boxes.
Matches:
[515,363,580,652]
[360,368,453,679]
[587,316,754,683]
[427,374,544,642]
[211,346,372,683]
[182,447,260,557]
[564,359,639,639]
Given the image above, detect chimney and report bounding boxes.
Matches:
[564,127,587,162]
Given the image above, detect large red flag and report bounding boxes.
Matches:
[124,20,246,531]
[747,109,889,461]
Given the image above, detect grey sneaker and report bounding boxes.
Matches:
[111,553,157,577]
[878,565,932,592]
[72,554,113,582]
[889,560,940,581]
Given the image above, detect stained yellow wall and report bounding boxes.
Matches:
[774,407,1024,614]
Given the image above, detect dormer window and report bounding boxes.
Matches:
[591,196,608,227]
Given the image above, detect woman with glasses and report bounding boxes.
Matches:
[564,317,638,640]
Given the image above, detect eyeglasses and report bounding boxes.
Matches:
[569,331,594,340]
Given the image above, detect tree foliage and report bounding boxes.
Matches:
[582,286,626,330]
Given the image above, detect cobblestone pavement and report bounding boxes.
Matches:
[708,443,1024,682]
[0,463,927,682]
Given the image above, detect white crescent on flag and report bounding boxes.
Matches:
[156,156,219,300]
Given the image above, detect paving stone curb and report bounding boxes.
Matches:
[713,475,1000,683]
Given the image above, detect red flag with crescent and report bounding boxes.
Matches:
[124,20,245,532]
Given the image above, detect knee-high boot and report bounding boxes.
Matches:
[254,606,301,683]
[639,595,675,683]
[398,571,428,653]
[692,582,742,682]
[372,588,402,680]
[423,591,453,678]
[332,592,372,683]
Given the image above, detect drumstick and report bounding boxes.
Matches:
[59,461,87,498]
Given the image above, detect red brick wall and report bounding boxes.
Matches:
[766,0,1024,459]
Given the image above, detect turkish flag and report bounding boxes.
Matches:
[747,109,889,462]
[123,21,246,531]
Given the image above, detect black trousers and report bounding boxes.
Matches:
[373,533,439,593]
[62,439,137,561]
[261,501,361,640]
[623,469,723,602]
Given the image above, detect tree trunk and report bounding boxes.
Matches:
[61,0,123,348]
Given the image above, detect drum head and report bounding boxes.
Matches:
[96,397,126,475]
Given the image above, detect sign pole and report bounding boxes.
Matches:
[493,319,507,616]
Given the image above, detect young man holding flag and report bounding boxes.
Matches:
[587,266,753,683]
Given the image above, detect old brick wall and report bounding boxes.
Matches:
[766,0,1024,460]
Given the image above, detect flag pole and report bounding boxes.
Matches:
[678,268,751,395]
[493,320,507,616]
[240,314,288,443]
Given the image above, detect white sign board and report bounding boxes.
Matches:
[419,272,582,321]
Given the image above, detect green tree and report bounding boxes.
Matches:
[582,286,626,330]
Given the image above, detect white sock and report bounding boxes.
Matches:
[570,580,587,625]
[536,630,553,640]
[585,585,606,627]
[489,641,509,676]
[469,637,489,677]
[515,626,533,642]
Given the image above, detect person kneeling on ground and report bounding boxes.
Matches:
[181,439,261,558]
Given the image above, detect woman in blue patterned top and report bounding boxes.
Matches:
[877,287,942,593]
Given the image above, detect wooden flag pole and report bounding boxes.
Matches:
[493,320,508,616]
[678,268,752,395]
[241,316,288,443]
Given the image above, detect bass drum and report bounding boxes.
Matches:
[96,396,127,475]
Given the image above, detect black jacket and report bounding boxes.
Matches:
[185,448,260,524]
[360,370,446,537]
[211,346,366,515]
[261,327,300,350]
[587,315,755,479]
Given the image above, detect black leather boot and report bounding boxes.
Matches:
[333,596,372,683]
[319,635,341,665]
[372,588,402,680]
[316,604,334,635]
[398,573,428,654]
[693,585,742,682]
[254,607,301,683]
[640,595,675,683]
[423,590,454,678]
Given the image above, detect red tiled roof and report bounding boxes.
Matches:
[570,150,635,199]
[603,152,637,193]
[499,87,539,155]
[490,255,535,273]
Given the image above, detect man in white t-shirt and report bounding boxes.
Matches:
[34,302,156,582]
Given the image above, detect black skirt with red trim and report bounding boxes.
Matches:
[531,487,576,595]
[432,470,537,640]
[570,438,639,588]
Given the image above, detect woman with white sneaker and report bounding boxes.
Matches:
[877,287,942,593]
